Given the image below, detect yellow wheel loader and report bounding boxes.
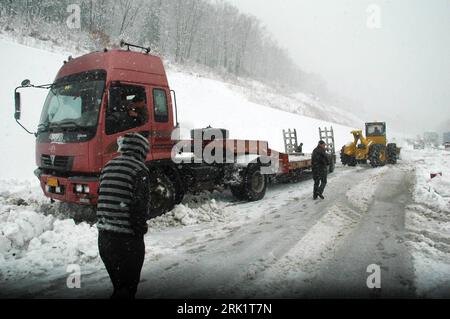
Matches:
[340,122,398,168]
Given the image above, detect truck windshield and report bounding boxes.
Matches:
[39,70,106,131]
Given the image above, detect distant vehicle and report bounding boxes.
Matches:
[445,142,450,151]
[443,132,450,144]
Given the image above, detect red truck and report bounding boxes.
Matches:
[14,42,335,216]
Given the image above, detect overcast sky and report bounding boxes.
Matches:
[227,0,450,134]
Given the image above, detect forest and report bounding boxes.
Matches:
[0,0,338,102]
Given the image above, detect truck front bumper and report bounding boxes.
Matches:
[35,169,99,205]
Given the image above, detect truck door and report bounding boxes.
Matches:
[150,87,175,160]
[101,83,151,165]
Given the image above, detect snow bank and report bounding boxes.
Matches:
[403,148,450,297]
[404,148,450,213]
[0,180,100,280]
[405,204,450,297]
[0,210,99,280]
[148,194,229,230]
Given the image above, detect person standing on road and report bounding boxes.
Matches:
[97,132,150,299]
[312,140,329,200]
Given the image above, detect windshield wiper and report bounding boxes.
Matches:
[49,121,85,131]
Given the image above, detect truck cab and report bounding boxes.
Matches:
[20,48,176,205]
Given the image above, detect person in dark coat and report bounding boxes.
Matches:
[97,132,150,299]
[311,140,329,200]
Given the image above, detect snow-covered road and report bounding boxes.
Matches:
[1,148,448,298]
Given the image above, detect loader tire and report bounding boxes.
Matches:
[369,144,387,167]
[387,143,398,164]
[231,164,267,201]
[340,146,356,166]
[348,157,357,166]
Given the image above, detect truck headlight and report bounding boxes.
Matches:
[83,185,90,193]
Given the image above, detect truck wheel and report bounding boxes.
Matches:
[231,164,267,201]
[164,167,185,205]
[230,184,246,200]
[148,170,176,219]
[369,144,387,167]
[387,143,397,164]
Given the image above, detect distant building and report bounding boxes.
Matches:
[424,132,439,146]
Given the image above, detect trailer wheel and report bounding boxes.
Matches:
[231,164,267,201]
[328,155,335,173]
[147,170,176,219]
[386,143,397,164]
[369,144,387,167]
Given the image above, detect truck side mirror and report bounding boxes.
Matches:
[15,92,21,120]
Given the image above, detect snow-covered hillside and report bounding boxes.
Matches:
[0,36,362,180]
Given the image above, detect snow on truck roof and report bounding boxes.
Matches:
[55,49,169,87]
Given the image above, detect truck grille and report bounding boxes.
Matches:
[41,155,73,171]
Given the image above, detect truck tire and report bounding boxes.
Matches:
[230,184,246,200]
[369,144,387,167]
[387,143,397,164]
[231,164,267,201]
[164,167,185,205]
[147,170,176,219]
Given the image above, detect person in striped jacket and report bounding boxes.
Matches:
[97,132,150,299]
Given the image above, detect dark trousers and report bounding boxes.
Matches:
[313,168,328,196]
[98,231,145,299]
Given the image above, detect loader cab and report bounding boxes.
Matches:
[365,122,387,145]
